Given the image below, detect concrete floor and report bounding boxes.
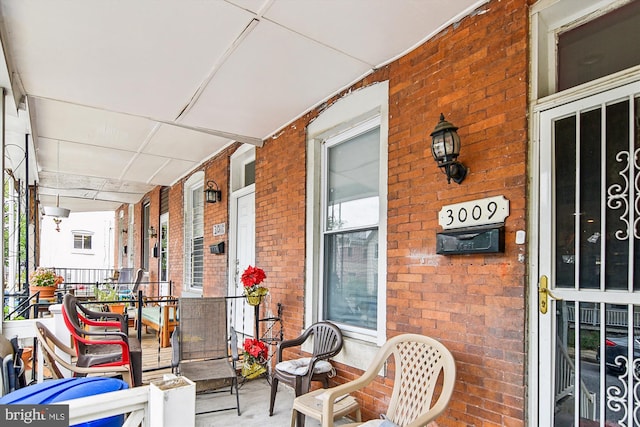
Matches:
[194,378,354,427]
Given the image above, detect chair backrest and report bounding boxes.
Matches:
[35,321,74,379]
[131,268,144,293]
[308,322,343,359]
[376,334,456,426]
[61,293,86,355]
[117,268,133,285]
[35,321,133,386]
[178,297,229,362]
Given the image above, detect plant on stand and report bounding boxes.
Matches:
[241,337,268,379]
[241,265,268,306]
[95,283,125,313]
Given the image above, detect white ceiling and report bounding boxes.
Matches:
[0,0,488,213]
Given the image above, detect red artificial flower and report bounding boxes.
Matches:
[243,338,268,360]
[241,265,266,288]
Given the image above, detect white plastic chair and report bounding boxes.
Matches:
[313,334,456,427]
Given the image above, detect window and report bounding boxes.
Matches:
[323,120,381,331]
[306,82,388,347]
[142,202,150,271]
[73,232,92,250]
[184,172,205,290]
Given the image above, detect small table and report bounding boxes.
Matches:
[291,388,361,427]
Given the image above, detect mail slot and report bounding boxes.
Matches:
[436,226,504,255]
[209,241,225,254]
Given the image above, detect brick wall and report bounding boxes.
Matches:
[119,0,529,424]
[256,0,529,425]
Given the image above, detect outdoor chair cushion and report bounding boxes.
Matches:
[275,357,334,376]
[141,306,177,325]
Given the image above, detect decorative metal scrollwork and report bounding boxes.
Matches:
[607,150,637,241]
[607,355,630,426]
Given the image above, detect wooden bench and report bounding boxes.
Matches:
[139,299,178,348]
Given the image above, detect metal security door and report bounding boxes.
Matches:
[538,80,640,426]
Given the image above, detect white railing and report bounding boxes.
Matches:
[567,305,640,329]
[555,339,596,421]
[65,375,195,427]
[3,315,195,427]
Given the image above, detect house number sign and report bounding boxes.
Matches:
[438,195,509,230]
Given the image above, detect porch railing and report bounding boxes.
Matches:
[567,305,640,329]
[555,337,596,421]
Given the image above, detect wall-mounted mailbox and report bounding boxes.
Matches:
[210,241,225,255]
[436,226,504,255]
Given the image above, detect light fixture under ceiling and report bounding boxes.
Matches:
[43,194,70,218]
[42,142,70,218]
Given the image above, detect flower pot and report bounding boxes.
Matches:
[29,285,57,299]
[241,361,266,379]
[109,303,126,314]
[246,293,264,306]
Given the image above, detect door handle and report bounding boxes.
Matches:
[539,275,561,314]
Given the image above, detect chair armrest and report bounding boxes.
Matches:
[78,305,126,331]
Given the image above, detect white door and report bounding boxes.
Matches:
[159,213,169,294]
[538,80,640,425]
[229,190,256,338]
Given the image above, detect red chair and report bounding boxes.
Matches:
[61,294,142,386]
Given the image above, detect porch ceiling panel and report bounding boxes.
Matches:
[179,17,371,137]
[0,0,489,213]
[31,98,156,151]
[1,1,254,120]
[143,124,231,163]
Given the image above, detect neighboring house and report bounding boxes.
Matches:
[39,211,115,271]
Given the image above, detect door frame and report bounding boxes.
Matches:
[529,70,640,425]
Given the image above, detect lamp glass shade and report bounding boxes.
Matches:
[432,130,460,161]
[43,206,71,218]
[205,189,221,203]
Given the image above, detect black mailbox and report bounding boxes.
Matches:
[210,241,225,255]
[436,226,504,255]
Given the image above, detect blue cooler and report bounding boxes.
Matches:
[0,377,128,427]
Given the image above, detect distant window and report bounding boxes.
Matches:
[73,233,92,250]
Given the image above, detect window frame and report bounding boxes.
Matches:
[71,230,93,253]
[183,172,205,292]
[306,82,389,350]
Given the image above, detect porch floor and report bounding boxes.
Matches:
[137,329,353,427]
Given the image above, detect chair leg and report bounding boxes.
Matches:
[269,377,278,416]
[295,378,306,427]
[233,376,240,416]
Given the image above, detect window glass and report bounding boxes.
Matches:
[190,186,204,288]
[324,229,378,329]
[73,234,92,250]
[558,1,640,91]
[326,128,380,231]
[323,121,380,331]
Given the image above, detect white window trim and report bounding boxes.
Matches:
[306,81,389,370]
[183,171,204,294]
[71,230,94,254]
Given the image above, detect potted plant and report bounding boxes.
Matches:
[29,267,64,299]
[95,283,126,314]
[241,265,268,306]
[241,337,268,379]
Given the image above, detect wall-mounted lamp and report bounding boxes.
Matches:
[205,180,222,203]
[430,113,467,184]
[148,226,157,239]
